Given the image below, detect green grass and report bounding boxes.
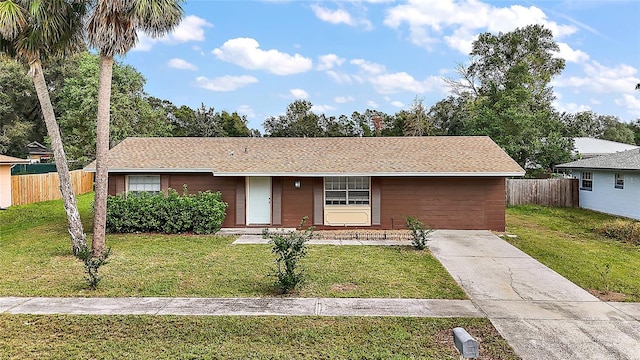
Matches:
[0,193,465,299]
[506,205,640,301]
[0,315,518,359]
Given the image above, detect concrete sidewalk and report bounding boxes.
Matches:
[428,230,640,360]
[0,297,482,318]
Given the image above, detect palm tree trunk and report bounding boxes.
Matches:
[92,55,114,258]
[30,61,87,255]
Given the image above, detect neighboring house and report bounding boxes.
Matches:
[556,149,640,220]
[573,137,639,159]
[0,155,30,208]
[84,136,525,231]
[25,141,53,163]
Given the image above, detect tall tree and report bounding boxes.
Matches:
[86,0,184,257]
[263,100,324,137]
[58,51,172,165]
[446,25,570,175]
[402,96,433,136]
[0,0,87,254]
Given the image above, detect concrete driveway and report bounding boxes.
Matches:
[428,230,640,360]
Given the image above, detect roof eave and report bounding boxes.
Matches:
[86,168,525,177]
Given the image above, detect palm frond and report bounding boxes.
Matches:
[0,0,28,39]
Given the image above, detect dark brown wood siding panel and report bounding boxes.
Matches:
[160,175,170,195]
[281,177,315,228]
[107,174,125,196]
[272,177,282,226]
[313,178,323,226]
[378,177,506,231]
[371,177,381,225]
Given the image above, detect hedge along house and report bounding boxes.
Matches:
[84,136,525,231]
[555,148,640,220]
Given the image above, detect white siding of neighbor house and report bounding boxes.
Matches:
[579,170,640,220]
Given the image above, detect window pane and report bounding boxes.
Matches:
[348,190,370,204]
[325,190,347,205]
[128,175,160,194]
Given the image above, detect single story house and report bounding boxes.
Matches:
[572,137,639,159]
[0,154,30,208]
[556,148,640,220]
[84,136,525,231]
[25,141,53,163]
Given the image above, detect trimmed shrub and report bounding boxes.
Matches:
[106,189,227,234]
[263,217,314,293]
[595,219,640,246]
[405,216,433,250]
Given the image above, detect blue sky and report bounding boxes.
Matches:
[121,0,640,131]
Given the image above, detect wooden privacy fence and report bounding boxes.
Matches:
[11,170,94,206]
[506,178,579,207]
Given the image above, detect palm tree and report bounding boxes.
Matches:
[86,0,183,257]
[0,0,87,255]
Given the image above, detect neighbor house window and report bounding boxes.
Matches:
[615,173,624,189]
[128,175,161,194]
[580,172,592,191]
[325,176,370,205]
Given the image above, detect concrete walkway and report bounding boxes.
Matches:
[428,230,640,360]
[0,297,481,318]
[233,234,412,246]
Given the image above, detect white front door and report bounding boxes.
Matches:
[247,177,271,224]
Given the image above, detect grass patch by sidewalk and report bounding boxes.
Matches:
[506,205,640,302]
[0,194,465,299]
[0,314,518,360]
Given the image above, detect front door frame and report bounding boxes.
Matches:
[246,176,271,225]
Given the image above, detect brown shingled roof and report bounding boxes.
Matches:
[0,154,30,164]
[84,136,525,176]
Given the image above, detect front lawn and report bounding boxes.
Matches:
[0,315,518,360]
[506,205,640,301]
[0,194,465,299]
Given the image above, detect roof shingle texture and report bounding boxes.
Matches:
[556,148,640,171]
[86,136,525,175]
[0,154,29,164]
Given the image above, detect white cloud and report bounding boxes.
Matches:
[172,15,213,42]
[553,61,639,94]
[557,43,589,63]
[195,75,258,92]
[391,100,404,107]
[326,70,353,84]
[369,72,442,94]
[133,16,212,51]
[290,88,309,99]
[367,100,379,108]
[335,96,355,103]
[350,59,386,74]
[553,100,591,113]
[212,38,313,75]
[384,0,577,54]
[317,54,345,71]
[615,94,640,116]
[311,4,373,30]
[237,105,256,119]
[312,104,337,113]
[168,58,197,71]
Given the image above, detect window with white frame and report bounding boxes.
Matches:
[580,172,592,191]
[615,173,624,189]
[128,175,161,194]
[325,176,370,205]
